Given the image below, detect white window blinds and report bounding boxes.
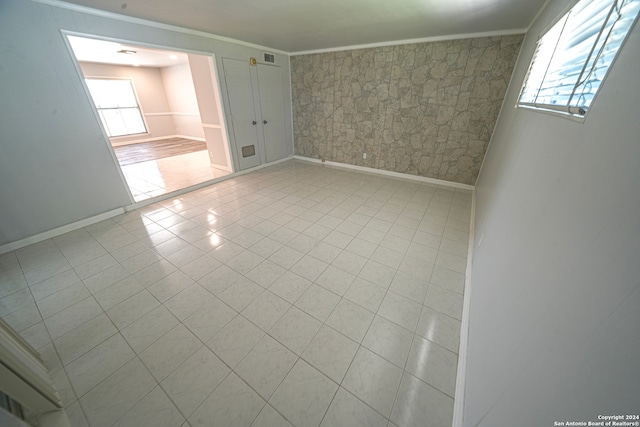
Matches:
[518,0,640,116]
[85,78,147,137]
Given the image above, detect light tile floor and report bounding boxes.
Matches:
[120,151,231,202]
[0,160,471,427]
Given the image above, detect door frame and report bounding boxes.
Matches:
[60,30,235,202]
[255,62,289,163]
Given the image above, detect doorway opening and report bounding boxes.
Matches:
[66,35,233,202]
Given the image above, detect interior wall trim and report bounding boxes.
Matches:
[0,208,124,255]
[144,112,201,117]
[28,0,530,57]
[293,156,475,190]
[174,135,206,142]
[290,28,527,56]
[452,189,476,426]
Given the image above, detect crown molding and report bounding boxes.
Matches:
[28,0,290,55]
[290,28,527,56]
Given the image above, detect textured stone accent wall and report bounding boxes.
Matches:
[291,35,523,185]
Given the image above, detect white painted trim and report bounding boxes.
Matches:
[516,104,586,123]
[144,112,200,117]
[0,208,124,255]
[288,59,296,159]
[30,0,289,55]
[234,155,293,175]
[175,134,206,142]
[201,123,222,129]
[453,190,476,427]
[0,318,61,412]
[290,28,527,56]
[293,156,475,190]
[32,0,531,59]
[525,0,553,33]
[125,156,293,210]
[211,163,233,173]
[172,112,201,117]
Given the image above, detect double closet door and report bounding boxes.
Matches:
[222,58,289,171]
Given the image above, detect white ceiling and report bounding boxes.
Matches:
[68,36,190,67]
[59,0,547,53]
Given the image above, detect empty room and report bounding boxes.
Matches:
[0,0,638,427]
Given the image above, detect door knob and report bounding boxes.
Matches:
[252,121,257,125]
[263,120,268,124]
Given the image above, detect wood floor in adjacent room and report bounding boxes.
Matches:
[114,137,207,166]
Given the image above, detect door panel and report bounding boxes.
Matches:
[257,64,289,163]
[222,58,262,170]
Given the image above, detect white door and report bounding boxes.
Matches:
[257,64,289,163]
[222,58,262,170]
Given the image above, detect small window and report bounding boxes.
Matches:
[518,0,640,117]
[85,78,147,137]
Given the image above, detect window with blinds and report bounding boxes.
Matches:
[518,0,640,117]
[85,78,148,137]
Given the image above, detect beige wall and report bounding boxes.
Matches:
[188,54,231,169]
[291,35,523,185]
[80,62,177,142]
[160,63,204,140]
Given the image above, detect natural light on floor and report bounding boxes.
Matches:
[120,151,231,201]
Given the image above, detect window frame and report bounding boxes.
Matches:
[516,0,640,121]
[84,77,149,138]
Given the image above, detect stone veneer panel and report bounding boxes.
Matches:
[291,35,523,185]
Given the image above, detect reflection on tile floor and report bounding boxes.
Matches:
[120,150,232,202]
[0,160,471,427]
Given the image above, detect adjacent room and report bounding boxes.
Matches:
[68,36,232,201]
[0,0,638,426]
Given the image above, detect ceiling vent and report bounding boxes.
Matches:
[264,53,275,64]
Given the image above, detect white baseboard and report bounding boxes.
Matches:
[225,155,293,182]
[292,156,474,191]
[175,134,206,142]
[210,163,233,172]
[0,208,124,254]
[452,189,476,427]
[1,156,296,253]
